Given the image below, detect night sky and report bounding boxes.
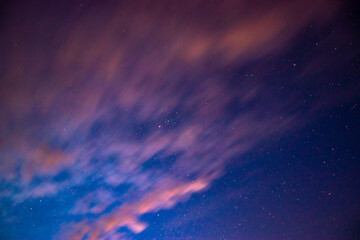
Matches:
[0,1,360,240]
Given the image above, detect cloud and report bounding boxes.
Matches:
[71,189,115,215]
[67,178,210,239]
[0,0,344,239]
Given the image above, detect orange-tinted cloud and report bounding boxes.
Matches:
[68,178,210,239]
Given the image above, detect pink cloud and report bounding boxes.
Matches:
[67,178,210,239]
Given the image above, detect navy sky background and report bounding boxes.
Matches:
[0,0,360,239]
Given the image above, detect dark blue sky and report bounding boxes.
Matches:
[0,0,359,239]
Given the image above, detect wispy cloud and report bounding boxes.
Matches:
[0,0,344,239]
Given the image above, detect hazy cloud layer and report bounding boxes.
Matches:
[0,0,350,239]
